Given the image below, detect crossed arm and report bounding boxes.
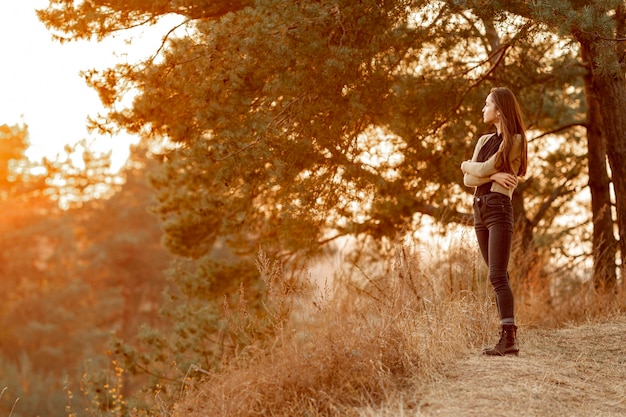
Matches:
[461,155,517,190]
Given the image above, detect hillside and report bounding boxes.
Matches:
[167,247,626,417]
[400,318,626,417]
[175,316,626,417]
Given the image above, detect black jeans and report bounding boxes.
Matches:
[473,192,515,322]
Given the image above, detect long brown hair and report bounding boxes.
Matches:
[490,87,528,176]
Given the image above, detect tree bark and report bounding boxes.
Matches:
[598,77,626,277]
[510,181,540,282]
[580,43,618,288]
[577,35,626,278]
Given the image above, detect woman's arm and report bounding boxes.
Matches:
[462,134,522,188]
[461,154,498,177]
[462,134,493,187]
[490,172,518,189]
[463,172,492,187]
[464,169,517,189]
[462,133,523,177]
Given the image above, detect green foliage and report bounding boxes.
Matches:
[135,0,419,256]
[37,0,589,267]
[529,0,625,76]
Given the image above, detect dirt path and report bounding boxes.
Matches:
[414,319,626,416]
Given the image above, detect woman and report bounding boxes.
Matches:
[461,87,528,356]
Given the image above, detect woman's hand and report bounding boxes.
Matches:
[490,172,517,189]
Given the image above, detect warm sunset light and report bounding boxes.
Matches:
[0,2,176,170]
[1,1,625,416]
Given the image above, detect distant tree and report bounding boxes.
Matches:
[0,125,85,375]
[0,124,29,193]
[42,139,120,207]
[75,144,174,342]
[0,124,54,322]
[0,124,175,413]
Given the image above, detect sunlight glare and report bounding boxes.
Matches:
[0,2,184,171]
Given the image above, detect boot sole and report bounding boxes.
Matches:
[482,350,519,356]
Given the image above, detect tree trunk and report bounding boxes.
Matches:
[580,43,618,288]
[579,37,626,278]
[510,182,540,282]
[598,77,626,277]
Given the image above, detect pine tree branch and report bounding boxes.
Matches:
[529,123,587,142]
[317,232,350,246]
[150,19,190,64]
[429,41,511,135]
[215,95,303,161]
[530,171,579,229]
[575,28,626,42]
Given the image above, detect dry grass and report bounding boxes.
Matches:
[389,317,626,417]
[169,242,626,417]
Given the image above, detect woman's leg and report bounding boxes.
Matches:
[474,194,515,323]
[487,220,514,323]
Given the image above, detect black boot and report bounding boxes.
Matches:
[483,324,519,356]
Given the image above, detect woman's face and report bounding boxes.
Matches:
[482,94,498,125]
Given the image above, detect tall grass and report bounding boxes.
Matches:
[0,388,18,417]
[4,239,622,416]
[169,238,505,417]
[159,235,626,416]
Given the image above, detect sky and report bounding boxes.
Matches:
[0,2,175,170]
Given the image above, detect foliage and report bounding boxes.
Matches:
[0,356,68,417]
[34,0,611,409]
[0,124,29,192]
[38,0,590,267]
[42,139,121,207]
[65,359,128,417]
[0,128,175,415]
[29,0,626,414]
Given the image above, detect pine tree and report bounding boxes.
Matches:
[38,0,588,265]
[36,0,626,409]
[498,0,625,285]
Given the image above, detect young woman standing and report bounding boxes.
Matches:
[461,87,528,356]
